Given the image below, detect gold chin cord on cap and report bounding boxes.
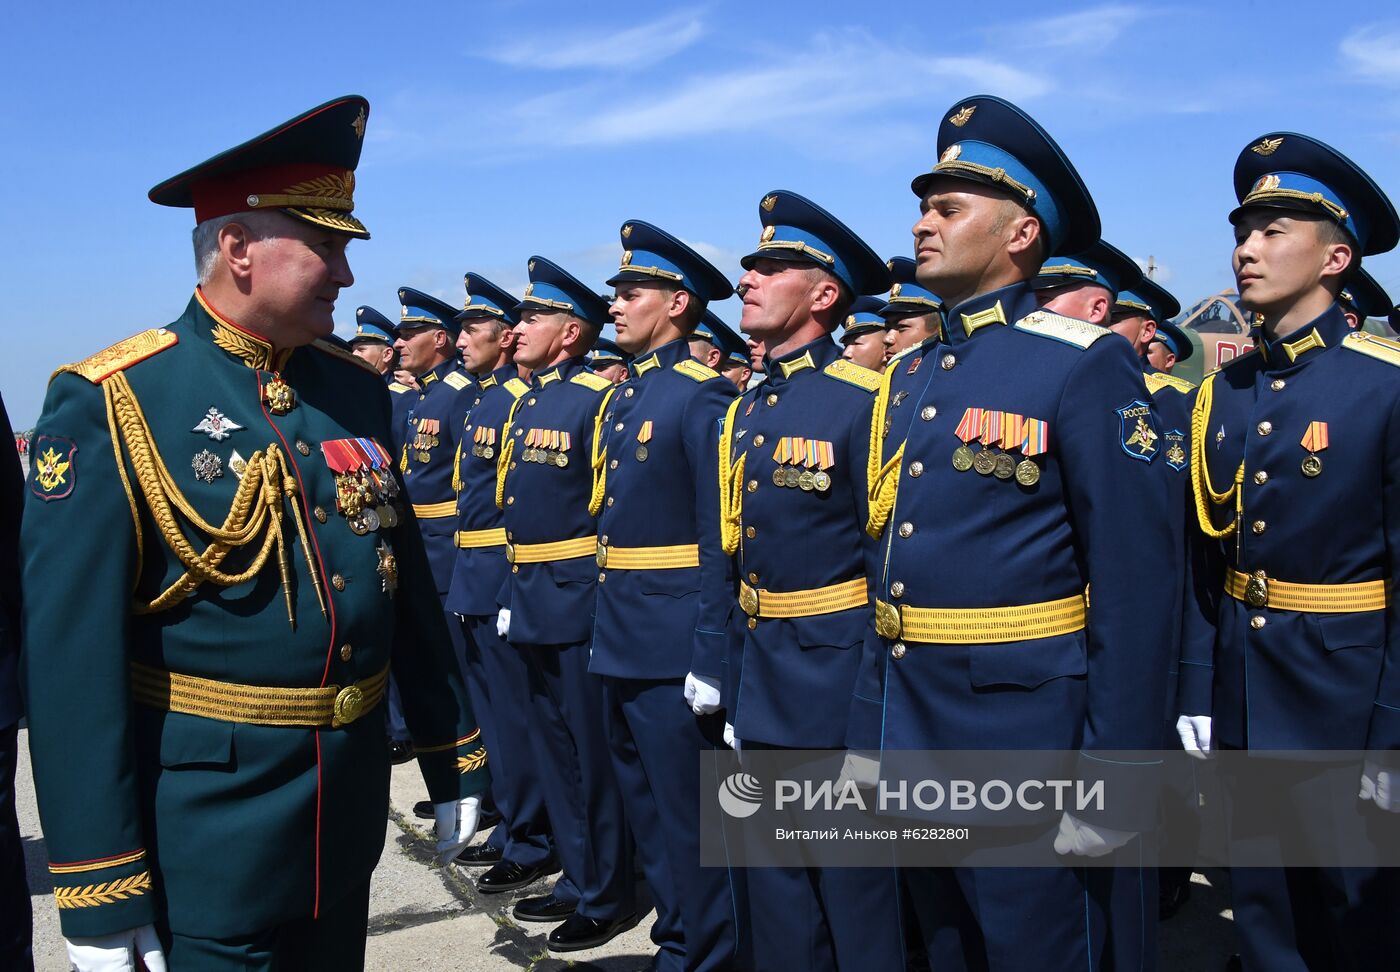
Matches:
[103,372,326,627]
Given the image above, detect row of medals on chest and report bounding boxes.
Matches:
[336,468,402,535]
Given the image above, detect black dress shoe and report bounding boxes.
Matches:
[547,912,641,952]
[454,843,504,866]
[477,860,551,893]
[387,739,416,765]
[413,799,435,820]
[512,893,578,923]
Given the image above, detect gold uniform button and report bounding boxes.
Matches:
[748,572,759,584]
[1270,379,1286,392]
[527,397,537,406]
[296,439,311,456]
[313,506,328,523]
[747,480,758,493]
[908,461,924,478]
[606,497,615,507]
[1257,421,1272,436]
[747,618,758,630]
[610,459,619,470]
[512,565,519,574]
[940,354,956,371]
[921,406,936,421]
[331,574,346,591]
[891,643,907,660]
[614,422,625,432]
[515,428,523,437]
[624,388,635,398]
[339,644,353,661]
[753,434,765,447]
[1254,471,1269,485]
[1250,616,1267,630]
[766,394,778,406]
[1252,520,1266,535]
[510,462,518,471]
[890,581,905,598]
[507,496,515,505]
[745,526,756,539]
[898,521,914,538]
[600,535,609,545]
[598,572,606,583]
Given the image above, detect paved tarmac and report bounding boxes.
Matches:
[17,730,1238,970]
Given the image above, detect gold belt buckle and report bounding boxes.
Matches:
[596,541,608,568]
[739,584,759,617]
[505,542,516,564]
[333,684,365,726]
[875,600,902,640]
[1244,570,1269,608]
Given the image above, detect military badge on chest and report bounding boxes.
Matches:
[523,428,571,467]
[322,438,402,535]
[1115,400,1159,463]
[412,418,441,463]
[635,420,654,462]
[1300,421,1328,478]
[951,408,1047,485]
[771,436,833,492]
[470,425,497,459]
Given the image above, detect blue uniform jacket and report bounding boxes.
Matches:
[590,339,735,681]
[723,336,880,749]
[444,365,529,618]
[851,282,1176,829]
[497,357,613,646]
[1179,304,1400,752]
[398,360,474,593]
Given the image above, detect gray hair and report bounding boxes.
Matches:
[192,211,284,284]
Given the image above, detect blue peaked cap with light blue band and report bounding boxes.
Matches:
[1338,268,1391,321]
[1033,239,1143,299]
[353,305,398,344]
[398,287,462,338]
[514,256,612,328]
[880,256,943,318]
[1231,132,1399,256]
[1149,319,1194,363]
[1115,276,1181,325]
[739,190,889,296]
[696,308,748,365]
[606,220,733,302]
[840,296,889,344]
[457,273,520,326]
[590,338,628,366]
[912,95,1100,255]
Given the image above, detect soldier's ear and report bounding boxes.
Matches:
[220,221,256,281]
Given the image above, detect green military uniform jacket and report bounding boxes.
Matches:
[21,291,489,939]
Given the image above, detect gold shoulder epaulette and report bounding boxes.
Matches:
[53,328,179,383]
[444,371,472,390]
[1342,331,1400,368]
[388,381,411,394]
[673,358,721,382]
[570,371,613,392]
[310,338,380,375]
[822,358,881,392]
[1144,371,1197,396]
[1013,310,1109,350]
[504,377,530,399]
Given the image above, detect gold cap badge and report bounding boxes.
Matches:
[761,194,778,212]
[940,143,962,163]
[949,106,976,128]
[1252,137,1283,156]
[528,259,536,272]
[621,250,633,266]
[761,225,776,243]
[890,283,903,297]
[351,107,367,140]
[621,224,633,239]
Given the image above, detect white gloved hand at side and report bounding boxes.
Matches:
[434,795,483,864]
[723,722,738,751]
[496,608,511,639]
[1176,714,1213,760]
[835,751,880,791]
[684,672,722,715]
[66,924,167,972]
[1360,761,1400,812]
[1052,812,1136,858]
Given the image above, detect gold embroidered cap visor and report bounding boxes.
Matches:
[147,95,372,240]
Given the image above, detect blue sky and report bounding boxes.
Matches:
[5,0,1400,426]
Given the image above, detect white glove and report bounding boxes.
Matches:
[1176,714,1213,760]
[684,672,722,715]
[66,925,166,972]
[835,751,880,791]
[496,608,511,639]
[433,795,483,864]
[1360,761,1400,812]
[1053,812,1136,858]
[723,722,738,752]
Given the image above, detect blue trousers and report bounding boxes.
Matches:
[519,641,634,920]
[602,676,740,972]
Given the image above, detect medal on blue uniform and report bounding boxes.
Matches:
[1301,421,1328,477]
[1017,419,1046,486]
[636,420,653,462]
[952,407,981,471]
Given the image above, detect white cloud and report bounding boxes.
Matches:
[480,9,706,71]
[1341,25,1400,85]
[994,4,1151,50]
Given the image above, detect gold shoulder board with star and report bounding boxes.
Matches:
[1342,331,1400,369]
[311,337,380,375]
[1144,371,1197,396]
[570,371,613,392]
[444,371,472,390]
[1012,310,1109,350]
[504,377,530,399]
[822,358,882,392]
[673,359,721,382]
[52,329,179,384]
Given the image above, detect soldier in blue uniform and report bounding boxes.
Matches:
[705,312,754,392]
[722,190,904,972]
[442,273,562,894]
[590,221,741,971]
[837,296,889,371]
[497,257,638,951]
[589,338,630,384]
[850,95,1175,971]
[1177,131,1400,971]
[20,95,487,971]
[1337,266,1391,330]
[1144,318,1191,375]
[349,305,399,378]
[879,255,944,367]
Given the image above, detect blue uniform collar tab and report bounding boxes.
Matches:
[943,282,1038,345]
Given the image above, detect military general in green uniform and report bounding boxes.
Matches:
[21,96,489,971]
